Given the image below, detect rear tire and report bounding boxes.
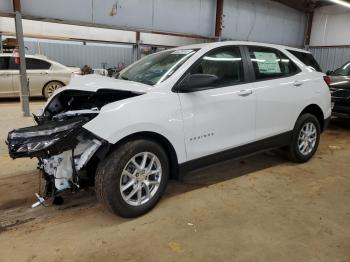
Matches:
[95,139,169,218]
[288,113,321,163]
[43,81,64,99]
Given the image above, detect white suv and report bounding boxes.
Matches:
[7,41,331,217]
[0,54,79,99]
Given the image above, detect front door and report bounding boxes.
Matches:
[178,46,256,161]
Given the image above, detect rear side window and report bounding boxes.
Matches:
[9,57,19,70]
[0,57,10,70]
[8,58,51,70]
[287,50,322,72]
[26,58,51,70]
[189,46,244,86]
[247,46,299,80]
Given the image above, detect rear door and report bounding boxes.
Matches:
[0,57,14,97]
[243,46,302,140]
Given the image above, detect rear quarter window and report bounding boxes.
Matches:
[287,50,322,72]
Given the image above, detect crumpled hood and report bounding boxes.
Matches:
[64,74,154,94]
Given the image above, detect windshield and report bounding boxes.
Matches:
[333,61,350,76]
[119,49,197,85]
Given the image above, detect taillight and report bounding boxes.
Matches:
[323,75,331,87]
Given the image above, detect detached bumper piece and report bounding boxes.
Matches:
[7,116,89,159]
[7,115,105,202]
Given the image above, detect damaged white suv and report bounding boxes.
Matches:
[7,41,331,217]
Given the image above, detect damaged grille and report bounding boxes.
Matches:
[330,88,350,99]
[6,87,140,195]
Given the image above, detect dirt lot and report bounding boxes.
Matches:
[0,100,349,262]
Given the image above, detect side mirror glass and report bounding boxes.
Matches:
[179,74,219,92]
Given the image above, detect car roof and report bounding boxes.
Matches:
[0,53,49,58]
[172,41,311,54]
[0,53,68,67]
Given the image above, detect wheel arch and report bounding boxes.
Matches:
[109,131,180,180]
[298,104,325,131]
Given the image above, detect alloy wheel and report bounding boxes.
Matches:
[298,122,317,156]
[45,82,62,98]
[120,152,162,206]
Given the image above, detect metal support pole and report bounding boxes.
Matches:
[0,35,3,53]
[133,31,141,61]
[13,0,30,116]
[304,11,314,50]
[215,0,224,41]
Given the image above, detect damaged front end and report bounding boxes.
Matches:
[6,88,141,206]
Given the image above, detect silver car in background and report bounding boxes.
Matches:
[0,54,80,99]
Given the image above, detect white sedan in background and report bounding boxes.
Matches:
[0,54,80,99]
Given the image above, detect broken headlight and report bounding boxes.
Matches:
[7,116,89,158]
[16,138,60,153]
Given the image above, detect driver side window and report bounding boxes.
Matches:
[190,46,244,87]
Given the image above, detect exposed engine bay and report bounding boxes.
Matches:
[6,88,141,206]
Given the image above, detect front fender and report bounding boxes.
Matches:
[83,92,187,163]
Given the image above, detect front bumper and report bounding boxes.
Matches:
[331,98,350,117]
[331,88,350,117]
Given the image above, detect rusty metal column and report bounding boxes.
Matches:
[133,31,141,62]
[304,11,314,50]
[0,35,3,53]
[215,0,224,41]
[13,0,30,117]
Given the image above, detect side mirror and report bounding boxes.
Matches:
[179,74,219,92]
[326,70,333,76]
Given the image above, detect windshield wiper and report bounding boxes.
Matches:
[120,75,129,80]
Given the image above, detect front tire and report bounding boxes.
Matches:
[288,113,321,163]
[95,139,169,218]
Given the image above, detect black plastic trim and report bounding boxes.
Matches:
[179,131,293,175]
[323,116,331,130]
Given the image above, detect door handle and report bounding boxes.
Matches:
[293,80,303,86]
[237,89,253,97]
[40,72,48,75]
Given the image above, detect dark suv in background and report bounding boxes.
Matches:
[326,61,350,118]
[287,51,350,119]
